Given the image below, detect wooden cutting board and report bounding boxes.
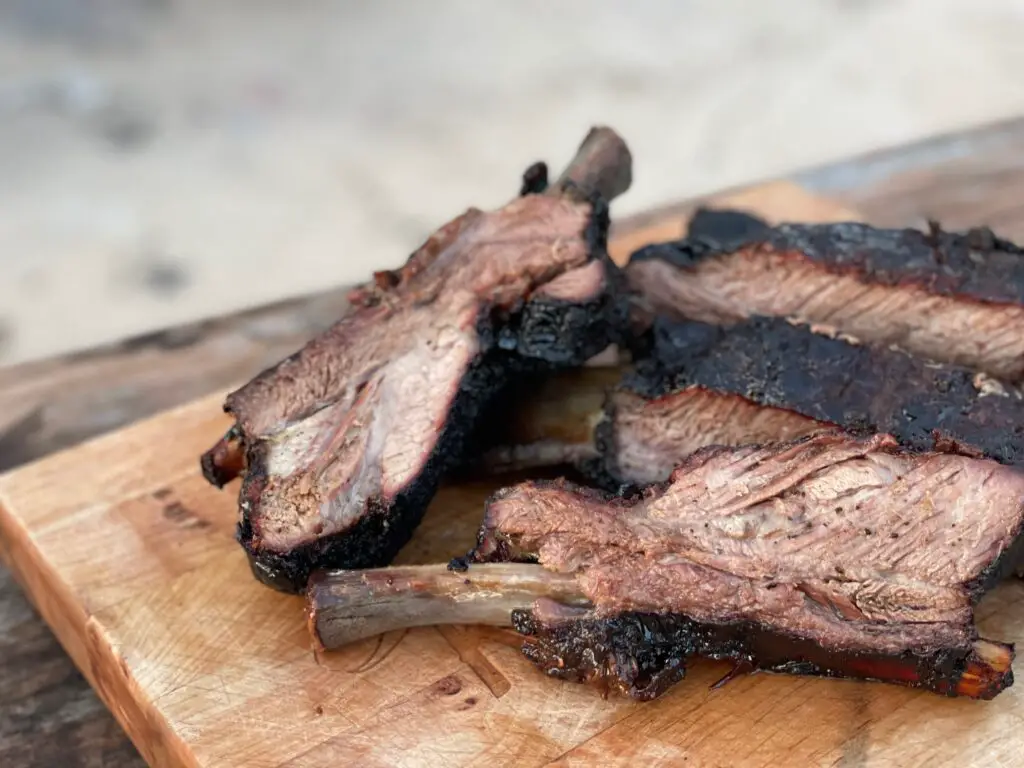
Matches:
[3,182,1023,768]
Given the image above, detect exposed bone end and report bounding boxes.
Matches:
[551,126,633,204]
[307,563,589,651]
[200,427,245,488]
[957,639,1015,699]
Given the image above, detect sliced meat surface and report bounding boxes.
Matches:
[200,127,633,593]
[470,315,1024,489]
[599,315,1024,486]
[467,432,1024,700]
[628,222,1024,381]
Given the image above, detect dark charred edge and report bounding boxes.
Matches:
[238,330,614,594]
[621,315,1024,466]
[457,193,627,475]
[685,207,770,243]
[511,609,1014,701]
[235,199,622,594]
[587,401,652,494]
[628,221,1024,306]
[519,162,549,196]
[615,205,768,362]
[501,191,627,362]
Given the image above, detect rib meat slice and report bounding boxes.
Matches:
[309,433,1024,701]
[601,315,1024,486]
[474,314,1024,488]
[200,127,633,593]
[627,221,1024,381]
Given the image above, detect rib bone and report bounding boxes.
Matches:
[308,563,588,650]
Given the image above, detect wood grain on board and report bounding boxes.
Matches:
[5,179,1022,768]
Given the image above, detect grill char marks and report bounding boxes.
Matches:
[200,127,634,593]
[627,222,1024,381]
[470,432,1024,700]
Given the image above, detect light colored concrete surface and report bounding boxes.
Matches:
[2,0,1024,364]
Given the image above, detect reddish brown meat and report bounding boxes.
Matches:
[472,314,1024,490]
[308,433,1023,700]
[467,432,1024,700]
[602,386,823,485]
[627,222,1024,381]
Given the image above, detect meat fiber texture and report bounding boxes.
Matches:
[469,432,1024,700]
[627,219,1024,381]
[597,315,1024,488]
[201,186,626,593]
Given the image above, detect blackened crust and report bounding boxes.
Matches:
[239,327,617,593]
[616,207,770,362]
[513,610,1012,701]
[501,195,628,362]
[630,221,1024,305]
[239,494,430,593]
[626,315,1024,466]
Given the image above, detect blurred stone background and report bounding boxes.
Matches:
[2,0,1024,365]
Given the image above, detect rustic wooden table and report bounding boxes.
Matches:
[2,116,1024,767]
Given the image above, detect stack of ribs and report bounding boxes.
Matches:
[203,130,1024,701]
[478,209,1024,486]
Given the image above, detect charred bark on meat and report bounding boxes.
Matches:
[200,127,634,593]
[465,313,1024,491]
[597,315,1024,487]
[685,206,770,242]
[309,433,1024,701]
[469,432,1024,700]
[627,221,1024,381]
[308,565,1014,701]
[513,609,1012,701]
